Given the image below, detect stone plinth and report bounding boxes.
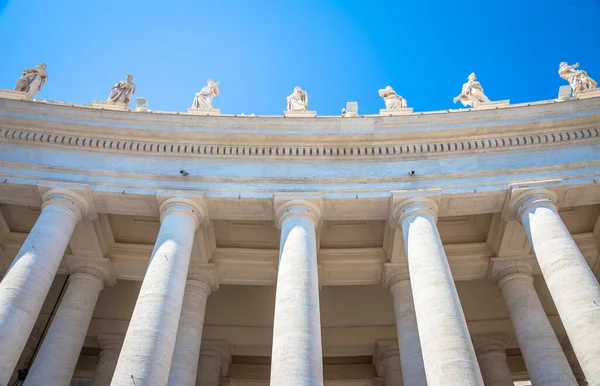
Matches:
[187,108,221,116]
[92,100,128,111]
[474,100,510,110]
[284,110,317,117]
[0,89,28,101]
[575,89,600,99]
[379,108,413,116]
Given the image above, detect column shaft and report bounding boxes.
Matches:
[398,201,483,385]
[389,280,426,386]
[24,272,105,386]
[111,200,201,385]
[519,198,600,381]
[270,214,322,386]
[167,277,212,386]
[473,335,513,386]
[92,335,124,386]
[0,191,85,385]
[498,270,576,385]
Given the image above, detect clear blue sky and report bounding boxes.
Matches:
[1,0,599,116]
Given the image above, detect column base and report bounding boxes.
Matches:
[92,100,128,110]
[0,89,28,101]
[379,108,413,116]
[187,108,221,115]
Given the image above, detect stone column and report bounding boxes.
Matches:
[562,337,588,386]
[391,194,483,385]
[270,197,323,386]
[0,189,89,385]
[511,189,600,382]
[493,260,576,385]
[383,264,426,386]
[111,197,206,386]
[196,342,230,386]
[24,258,113,386]
[92,334,124,386]
[373,341,403,386]
[167,264,218,386]
[472,334,513,386]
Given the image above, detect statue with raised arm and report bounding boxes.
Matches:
[287,86,308,111]
[192,79,220,109]
[14,63,48,100]
[559,62,597,95]
[378,86,407,110]
[107,74,136,105]
[453,72,490,107]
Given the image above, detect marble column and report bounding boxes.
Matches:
[472,334,513,386]
[24,258,112,386]
[0,189,89,385]
[562,337,588,386]
[167,265,218,386]
[92,334,124,386]
[195,342,230,386]
[383,264,426,386]
[391,195,483,385]
[493,260,576,385]
[270,198,323,386]
[373,341,403,386]
[512,189,600,382]
[111,197,206,385]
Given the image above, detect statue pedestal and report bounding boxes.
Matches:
[0,89,28,101]
[187,108,220,116]
[379,108,413,116]
[474,100,510,110]
[284,110,317,117]
[92,100,128,111]
[574,89,600,99]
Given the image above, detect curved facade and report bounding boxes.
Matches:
[0,95,599,385]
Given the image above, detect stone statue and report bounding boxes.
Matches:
[14,63,48,100]
[453,72,490,107]
[559,62,597,95]
[287,86,308,111]
[378,86,407,110]
[192,79,220,109]
[107,74,136,105]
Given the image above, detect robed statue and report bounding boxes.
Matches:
[192,79,220,109]
[559,62,597,95]
[378,86,407,110]
[14,63,48,100]
[287,86,308,111]
[107,74,136,105]
[453,72,490,107]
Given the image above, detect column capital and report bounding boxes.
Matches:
[199,340,232,376]
[502,181,563,222]
[273,193,323,229]
[472,333,510,356]
[382,263,410,289]
[389,189,441,227]
[489,258,534,289]
[65,256,116,286]
[158,197,208,227]
[187,263,219,292]
[41,188,91,223]
[373,341,400,375]
[96,334,125,352]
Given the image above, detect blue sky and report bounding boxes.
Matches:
[1,0,599,116]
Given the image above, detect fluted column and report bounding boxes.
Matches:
[111,197,206,385]
[92,335,124,386]
[373,341,403,386]
[472,334,513,386]
[391,194,483,385]
[195,342,230,386]
[25,257,113,386]
[270,196,323,386]
[167,264,218,386]
[383,265,425,386]
[0,189,89,385]
[493,260,576,385]
[510,189,600,382]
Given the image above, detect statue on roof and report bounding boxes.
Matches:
[378,86,407,110]
[14,63,48,101]
[107,74,136,105]
[453,73,490,107]
[559,62,597,96]
[286,86,308,111]
[192,79,220,109]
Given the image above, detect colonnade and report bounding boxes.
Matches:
[0,188,599,385]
